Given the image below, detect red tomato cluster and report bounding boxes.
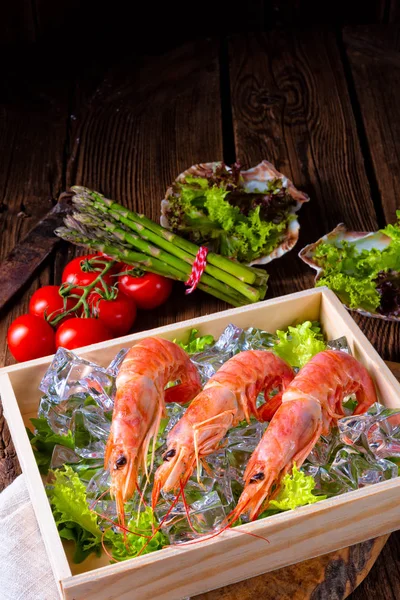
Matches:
[7,255,173,362]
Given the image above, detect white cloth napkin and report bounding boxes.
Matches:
[0,475,59,600]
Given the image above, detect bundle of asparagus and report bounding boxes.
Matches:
[55,187,269,307]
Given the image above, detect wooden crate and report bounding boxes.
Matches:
[1,287,400,600]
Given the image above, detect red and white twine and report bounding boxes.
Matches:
[185,246,209,294]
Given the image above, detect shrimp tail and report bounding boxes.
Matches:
[257,390,284,422]
[165,381,202,405]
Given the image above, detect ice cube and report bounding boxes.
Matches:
[214,324,244,352]
[301,464,351,497]
[329,446,398,490]
[38,394,83,436]
[106,349,129,376]
[40,347,115,410]
[164,403,186,435]
[327,336,352,354]
[50,445,81,469]
[86,468,112,500]
[72,406,111,459]
[156,490,226,544]
[241,327,277,351]
[306,429,342,466]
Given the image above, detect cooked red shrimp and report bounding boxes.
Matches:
[104,337,202,527]
[231,350,377,522]
[152,350,294,509]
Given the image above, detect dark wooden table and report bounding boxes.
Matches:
[1,27,400,599]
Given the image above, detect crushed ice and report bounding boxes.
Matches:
[38,325,400,543]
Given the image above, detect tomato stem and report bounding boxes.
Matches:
[49,258,116,327]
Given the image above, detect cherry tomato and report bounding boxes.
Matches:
[7,314,56,362]
[61,254,117,295]
[55,318,112,350]
[118,269,172,310]
[89,291,136,337]
[29,285,79,325]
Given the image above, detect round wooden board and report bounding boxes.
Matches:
[195,535,389,600]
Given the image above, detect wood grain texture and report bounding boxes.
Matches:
[0,198,70,313]
[266,1,388,26]
[0,401,21,491]
[1,31,400,599]
[65,39,228,330]
[0,49,70,489]
[0,51,70,366]
[344,25,400,224]
[350,531,400,600]
[228,30,400,361]
[195,534,389,600]
[341,26,400,363]
[0,1,36,44]
[388,0,400,23]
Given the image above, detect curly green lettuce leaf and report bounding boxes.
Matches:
[27,417,75,474]
[165,164,295,262]
[380,210,400,242]
[70,459,105,483]
[233,207,290,262]
[175,328,214,354]
[273,321,326,368]
[47,465,102,563]
[204,185,240,231]
[312,214,400,314]
[316,272,381,312]
[269,464,326,511]
[314,240,400,280]
[107,507,167,561]
[47,466,166,564]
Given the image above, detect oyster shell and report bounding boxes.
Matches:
[299,224,399,322]
[160,160,309,266]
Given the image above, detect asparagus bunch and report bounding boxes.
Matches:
[55,187,269,307]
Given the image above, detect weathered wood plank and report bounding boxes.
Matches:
[350,531,400,600]
[0,51,70,488]
[0,402,21,492]
[228,31,400,360]
[196,534,389,600]
[340,25,400,363]
[344,32,400,581]
[66,39,226,331]
[344,25,400,224]
[0,53,70,366]
[266,1,388,26]
[0,1,36,44]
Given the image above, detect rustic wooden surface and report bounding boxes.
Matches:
[1,28,400,599]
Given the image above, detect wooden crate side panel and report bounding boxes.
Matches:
[0,373,71,591]
[61,479,400,600]
[4,286,400,600]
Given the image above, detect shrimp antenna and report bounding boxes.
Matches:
[172,501,270,548]
[136,480,149,527]
[90,487,111,511]
[136,482,148,507]
[179,478,199,535]
[102,526,118,563]
[93,511,151,539]
[137,491,183,557]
